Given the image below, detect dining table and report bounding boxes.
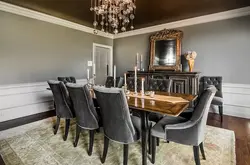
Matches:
[48,86,197,165]
[126,91,197,165]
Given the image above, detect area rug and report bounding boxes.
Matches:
[0,117,236,165]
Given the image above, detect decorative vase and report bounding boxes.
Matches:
[188,59,195,72]
[184,51,197,72]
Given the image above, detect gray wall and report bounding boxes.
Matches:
[0,11,113,85]
[114,16,250,84]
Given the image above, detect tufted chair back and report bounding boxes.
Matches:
[105,76,124,88]
[69,77,76,83]
[105,76,114,88]
[148,79,172,92]
[58,76,76,84]
[66,83,99,130]
[93,86,139,143]
[126,77,142,92]
[47,80,74,118]
[202,76,222,97]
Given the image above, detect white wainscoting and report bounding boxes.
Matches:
[210,83,250,119]
[0,79,87,122]
[1,81,249,122]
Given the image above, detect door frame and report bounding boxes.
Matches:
[92,43,113,77]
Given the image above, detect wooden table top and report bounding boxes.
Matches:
[127,92,197,117]
[48,86,197,117]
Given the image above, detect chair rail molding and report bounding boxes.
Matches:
[210,83,250,119]
[0,1,114,39]
[0,79,88,122]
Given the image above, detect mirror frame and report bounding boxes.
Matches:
[149,29,183,71]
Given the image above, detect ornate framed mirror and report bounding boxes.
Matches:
[149,29,183,71]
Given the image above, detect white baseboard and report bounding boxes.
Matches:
[209,83,250,119]
[0,79,87,122]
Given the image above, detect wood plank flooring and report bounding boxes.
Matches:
[207,113,250,165]
[0,155,4,165]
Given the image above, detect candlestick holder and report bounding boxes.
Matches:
[114,78,116,87]
[92,74,96,85]
[134,79,138,95]
[141,78,145,96]
[87,78,90,85]
[124,84,127,91]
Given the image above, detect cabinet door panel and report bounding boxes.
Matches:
[170,77,189,94]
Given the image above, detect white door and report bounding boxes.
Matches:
[93,43,113,85]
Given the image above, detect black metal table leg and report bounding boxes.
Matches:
[140,111,149,165]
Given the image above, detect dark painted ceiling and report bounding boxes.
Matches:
[2,0,250,29]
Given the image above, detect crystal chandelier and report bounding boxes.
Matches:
[90,0,136,34]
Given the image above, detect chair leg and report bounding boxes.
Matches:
[88,130,95,156]
[151,136,156,164]
[193,146,201,165]
[199,142,206,160]
[148,125,152,154]
[123,144,129,165]
[156,138,160,146]
[63,119,70,141]
[54,116,60,135]
[219,105,223,122]
[73,125,81,147]
[101,136,109,163]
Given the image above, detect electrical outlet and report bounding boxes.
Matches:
[88,61,93,66]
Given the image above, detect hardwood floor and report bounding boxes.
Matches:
[207,113,250,165]
[0,155,5,165]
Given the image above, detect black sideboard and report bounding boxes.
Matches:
[127,71,200,95]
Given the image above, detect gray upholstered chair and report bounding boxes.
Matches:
[105,76,124,88]
[93,86,141,165]
[202,76,223,122]
[58,76,76,83]
[147,78,172,92]
[66,83,100,155]
[150,86,217,165]
[47,80,75,141]
[126,77,142,92]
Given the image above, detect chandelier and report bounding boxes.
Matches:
[90,0,136,34]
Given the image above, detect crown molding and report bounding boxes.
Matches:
[0,1,114,39]
[0,1,249,40]
[114,6,250,39]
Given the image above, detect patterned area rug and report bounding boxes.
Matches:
[0,117,235,165]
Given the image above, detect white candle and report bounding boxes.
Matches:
[114,65,116,87]
[134,66,137,93]
[114,65,116,78]
[87,69,90,80]
[124,73,127,86]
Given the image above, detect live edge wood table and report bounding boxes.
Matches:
[127,92,197,165]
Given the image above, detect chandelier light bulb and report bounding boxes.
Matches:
[114,29,119,34]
